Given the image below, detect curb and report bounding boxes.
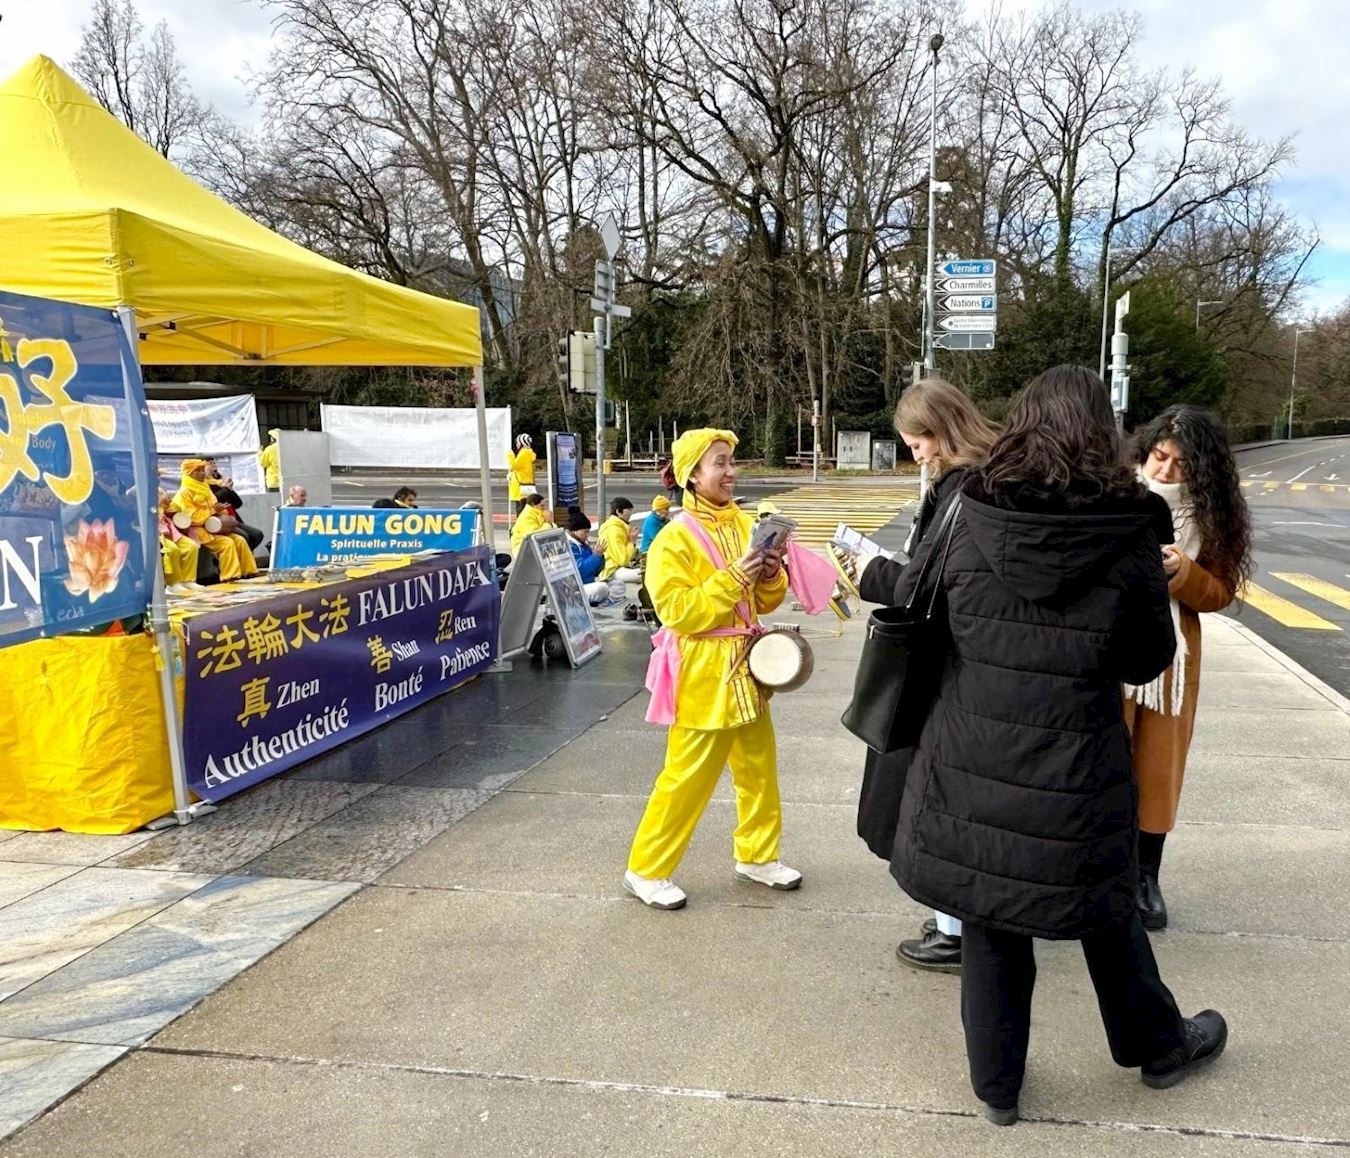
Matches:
[1218,614,1350,715]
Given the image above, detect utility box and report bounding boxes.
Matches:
[871,440,897,471]
[836,430,872,470]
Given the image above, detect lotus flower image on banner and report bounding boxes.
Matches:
[0,291,158,647]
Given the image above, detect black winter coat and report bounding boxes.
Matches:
[855,469,968,860]
[885,476,1176,939]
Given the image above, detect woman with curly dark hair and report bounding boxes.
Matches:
[1124,405,1253,930]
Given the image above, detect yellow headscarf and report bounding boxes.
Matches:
[177,459,217,509]
[671,428,738,488]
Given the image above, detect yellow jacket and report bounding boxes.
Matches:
[506,446,536,501]
[169,477,219,526]
[597,513,637,579]
[259,442,280,489]
[510,502,551,557]
[646,495,788,730]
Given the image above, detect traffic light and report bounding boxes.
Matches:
[569,331,598,393]
[556,336,569,394]
[602,400,616,424]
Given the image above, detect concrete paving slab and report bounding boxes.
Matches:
[283,722,449,785]
[0,831,156,867]
[0,1037,125,1144]
[0,833,17,845]
[0,868,214,1001]
[152,887,1350,1140]
[1176,753,1350,830]
[1197,670,1345,711]
[0,1050,1324,1158]
[105,780,379,875]
[237,786,491,882]
[394,725,584,792]
[1190,708,1349,759]
[0,863,81,910]
[1195,647,1290,675]
[380,790,918,922]
[0,875,357,1047]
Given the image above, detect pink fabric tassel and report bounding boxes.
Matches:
[785,539,838,615]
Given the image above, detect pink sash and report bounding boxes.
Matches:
[644,512,760,726]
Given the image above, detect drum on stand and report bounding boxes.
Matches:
[747,627,814,693]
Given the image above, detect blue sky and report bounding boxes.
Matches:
[3,0,1347,316]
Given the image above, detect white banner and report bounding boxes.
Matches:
[321,405,512,469]
[157,453,265,498]
[147,394,262,455]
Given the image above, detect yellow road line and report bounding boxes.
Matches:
[1263,482,1279,491]
[1271,573,1350,613]
[1240,582,1341,631]
[1292,483,1308,492]
[1240,481,1252,488]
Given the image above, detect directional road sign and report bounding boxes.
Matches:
[939,314,997,332]
[936,259,996,278]
[941,294,996,313]
[937,276,996,294]
[935,332,996,351]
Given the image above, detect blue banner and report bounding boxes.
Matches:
[0,292,157,647]
[181,548,501,802]
[553,432,580,508]
[270,506,480,569]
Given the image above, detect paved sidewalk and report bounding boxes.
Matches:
[3,594,1347,1155]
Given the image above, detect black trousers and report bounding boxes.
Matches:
[960,912,1185,1107]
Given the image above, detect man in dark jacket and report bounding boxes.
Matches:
[881,366,1226,1126]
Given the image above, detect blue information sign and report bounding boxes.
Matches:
[936,259,997,277]
[271,506,480,569]
[181,548,501,801]
[0,291,157,647]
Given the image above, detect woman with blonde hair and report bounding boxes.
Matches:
[855,377,998,973]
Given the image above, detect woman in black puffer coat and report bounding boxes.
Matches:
[886,367,1227,1125]
[855,378,997,974]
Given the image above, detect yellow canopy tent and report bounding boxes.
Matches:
[0,55,481,368]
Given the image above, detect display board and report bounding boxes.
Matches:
[277,430,333,507]
[0,290,158,647]
[156,452,263,497]
[270,507,480,569]
[498,527,601,667]
[321,404,512,469]
[147,393,261,455]
[180,548,500,802]
[546,431,582,513]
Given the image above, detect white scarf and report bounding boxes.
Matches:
[1124,473,1201,716]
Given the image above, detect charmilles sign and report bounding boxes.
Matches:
[182,547,501,802]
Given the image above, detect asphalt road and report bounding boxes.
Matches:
[1231,437,1350,695]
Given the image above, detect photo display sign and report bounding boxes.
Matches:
[497,527,601,667]
[547,431,582,512]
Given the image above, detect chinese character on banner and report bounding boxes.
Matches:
[286,603,321,649]
[236,676,272,726]
[435,609,455,644]
[367,634,393,673]
[243,613,289,663]
[196,624,246,676]
[0,291,158,650]
[319,593,350,636]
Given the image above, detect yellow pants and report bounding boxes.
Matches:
[160,536,199,585]
[195,531,257,580]
[628,713,781,879]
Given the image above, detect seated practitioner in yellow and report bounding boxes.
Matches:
[624,428,800,910]
[597,496,642,583]
[157,489,200,585]
[171,459,258,581]
[510,492,552,557]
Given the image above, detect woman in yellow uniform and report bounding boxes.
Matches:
[171,460,258,581]
[258,429,281,491]
[510,492,552,557]
[506,434,537,513]
[625,428,798,910]
[597,496,642,582]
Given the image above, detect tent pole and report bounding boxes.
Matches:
[116,307,203,828]
[472,363,495,546]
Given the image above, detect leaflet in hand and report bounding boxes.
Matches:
[831,523,891,561]
[750,514,797,552]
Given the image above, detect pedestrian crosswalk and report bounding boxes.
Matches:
[762,481,920,547]
[1241,574,1350,631]
[1240,480,1350,493]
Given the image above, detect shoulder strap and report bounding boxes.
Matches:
[902,495,962,615]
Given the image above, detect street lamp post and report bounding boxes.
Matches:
[1288,327,1314,440]
[1195,299,1223,330]
[1098,247,1136,381]
[922,33,944,372]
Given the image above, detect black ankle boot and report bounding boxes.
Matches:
[1138,870,1167,930]
[896,929,962,973]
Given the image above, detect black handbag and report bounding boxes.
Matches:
[841,496,961,753]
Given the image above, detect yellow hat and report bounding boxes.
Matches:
[671,427,738,488]
[651,495,671,512]
[756,499,782,517]
[180,458,209,475]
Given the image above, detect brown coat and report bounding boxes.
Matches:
[1123,553,1235,832]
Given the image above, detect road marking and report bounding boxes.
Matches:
[1263,482,1279,491]
[1292,483,1308,491]
[1271,573,1350,613]
[765,482,920,546]
[1240,582,1341,631]
[1287,463,1321,483]
[1272,521,1349,528]
[1247,470,1273,478]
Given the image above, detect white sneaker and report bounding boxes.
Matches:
[624,870,687,910]
[734,860,803,890]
